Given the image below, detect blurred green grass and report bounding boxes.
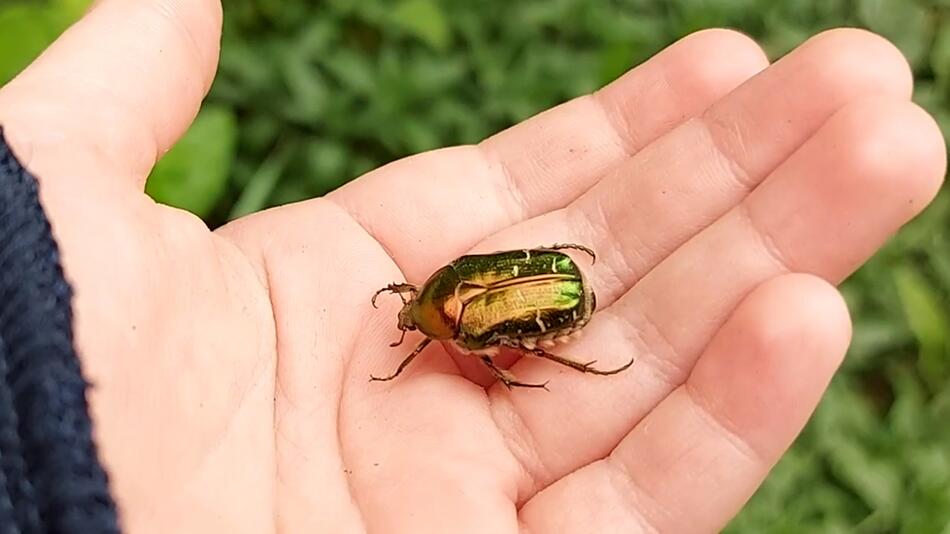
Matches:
[2,0,949,531]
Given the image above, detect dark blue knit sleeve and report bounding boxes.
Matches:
[0,128,120,533]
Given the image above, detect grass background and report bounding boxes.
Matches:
[2,0,949,531]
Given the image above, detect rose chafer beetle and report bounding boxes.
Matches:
[371,243,634,389]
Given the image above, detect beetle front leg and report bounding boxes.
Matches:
[389,328,407,348]
[528,348,634,376]
[371,283,418,308]
[480,356,549,390]
[370,338,432,382]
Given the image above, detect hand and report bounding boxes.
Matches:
[0,2,944,533]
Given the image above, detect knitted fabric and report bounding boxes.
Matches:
[0,128,119,533]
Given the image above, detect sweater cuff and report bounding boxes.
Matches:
[0,128,120,533]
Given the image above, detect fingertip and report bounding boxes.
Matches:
[793,27,914,99]
[688,273,852,458]
[741,273,853,357]
[0,0,225,179]
[605,27,770,104]
[671,28,771,92]
[875,99,946,205]
[596,28,768,150]
[829,97,947,218]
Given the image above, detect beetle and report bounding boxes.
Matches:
[370,243,634,389]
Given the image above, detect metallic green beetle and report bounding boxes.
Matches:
[370,243,634,389]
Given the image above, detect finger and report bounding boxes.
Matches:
[329,29,768,281]
[455,28,911,385]
[472,28,913,306]
[484,96,945,498]
[519,274,851,533]
[0,0,222,181]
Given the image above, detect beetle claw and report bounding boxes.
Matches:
[371,287,389,308]
[480,355,549,390]
[547,243,596,264]
[502,378,550,390]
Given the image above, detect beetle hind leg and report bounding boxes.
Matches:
[480,356,549,390]
[545,243,596,263]
[528,348,634,376]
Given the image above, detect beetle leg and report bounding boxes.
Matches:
[528,348,634,376]
[546,243,596,264]
[370,338,432,382]
[480,356,549,390]
[389,328,407,347]
[371,283,418,308]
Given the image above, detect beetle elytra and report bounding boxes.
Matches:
[371,243,634,389]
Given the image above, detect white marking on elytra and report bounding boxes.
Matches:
[524,250,531,260]
[551,258,557,273]
[513,265,519,277]
[572,310,578,321]
[535,310,547,332]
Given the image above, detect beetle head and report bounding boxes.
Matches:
[397,302,417,331]
[372,283,419,347]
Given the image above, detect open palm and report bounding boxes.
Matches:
[0,3,945,533]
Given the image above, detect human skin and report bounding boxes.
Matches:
[0,1,945,533]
